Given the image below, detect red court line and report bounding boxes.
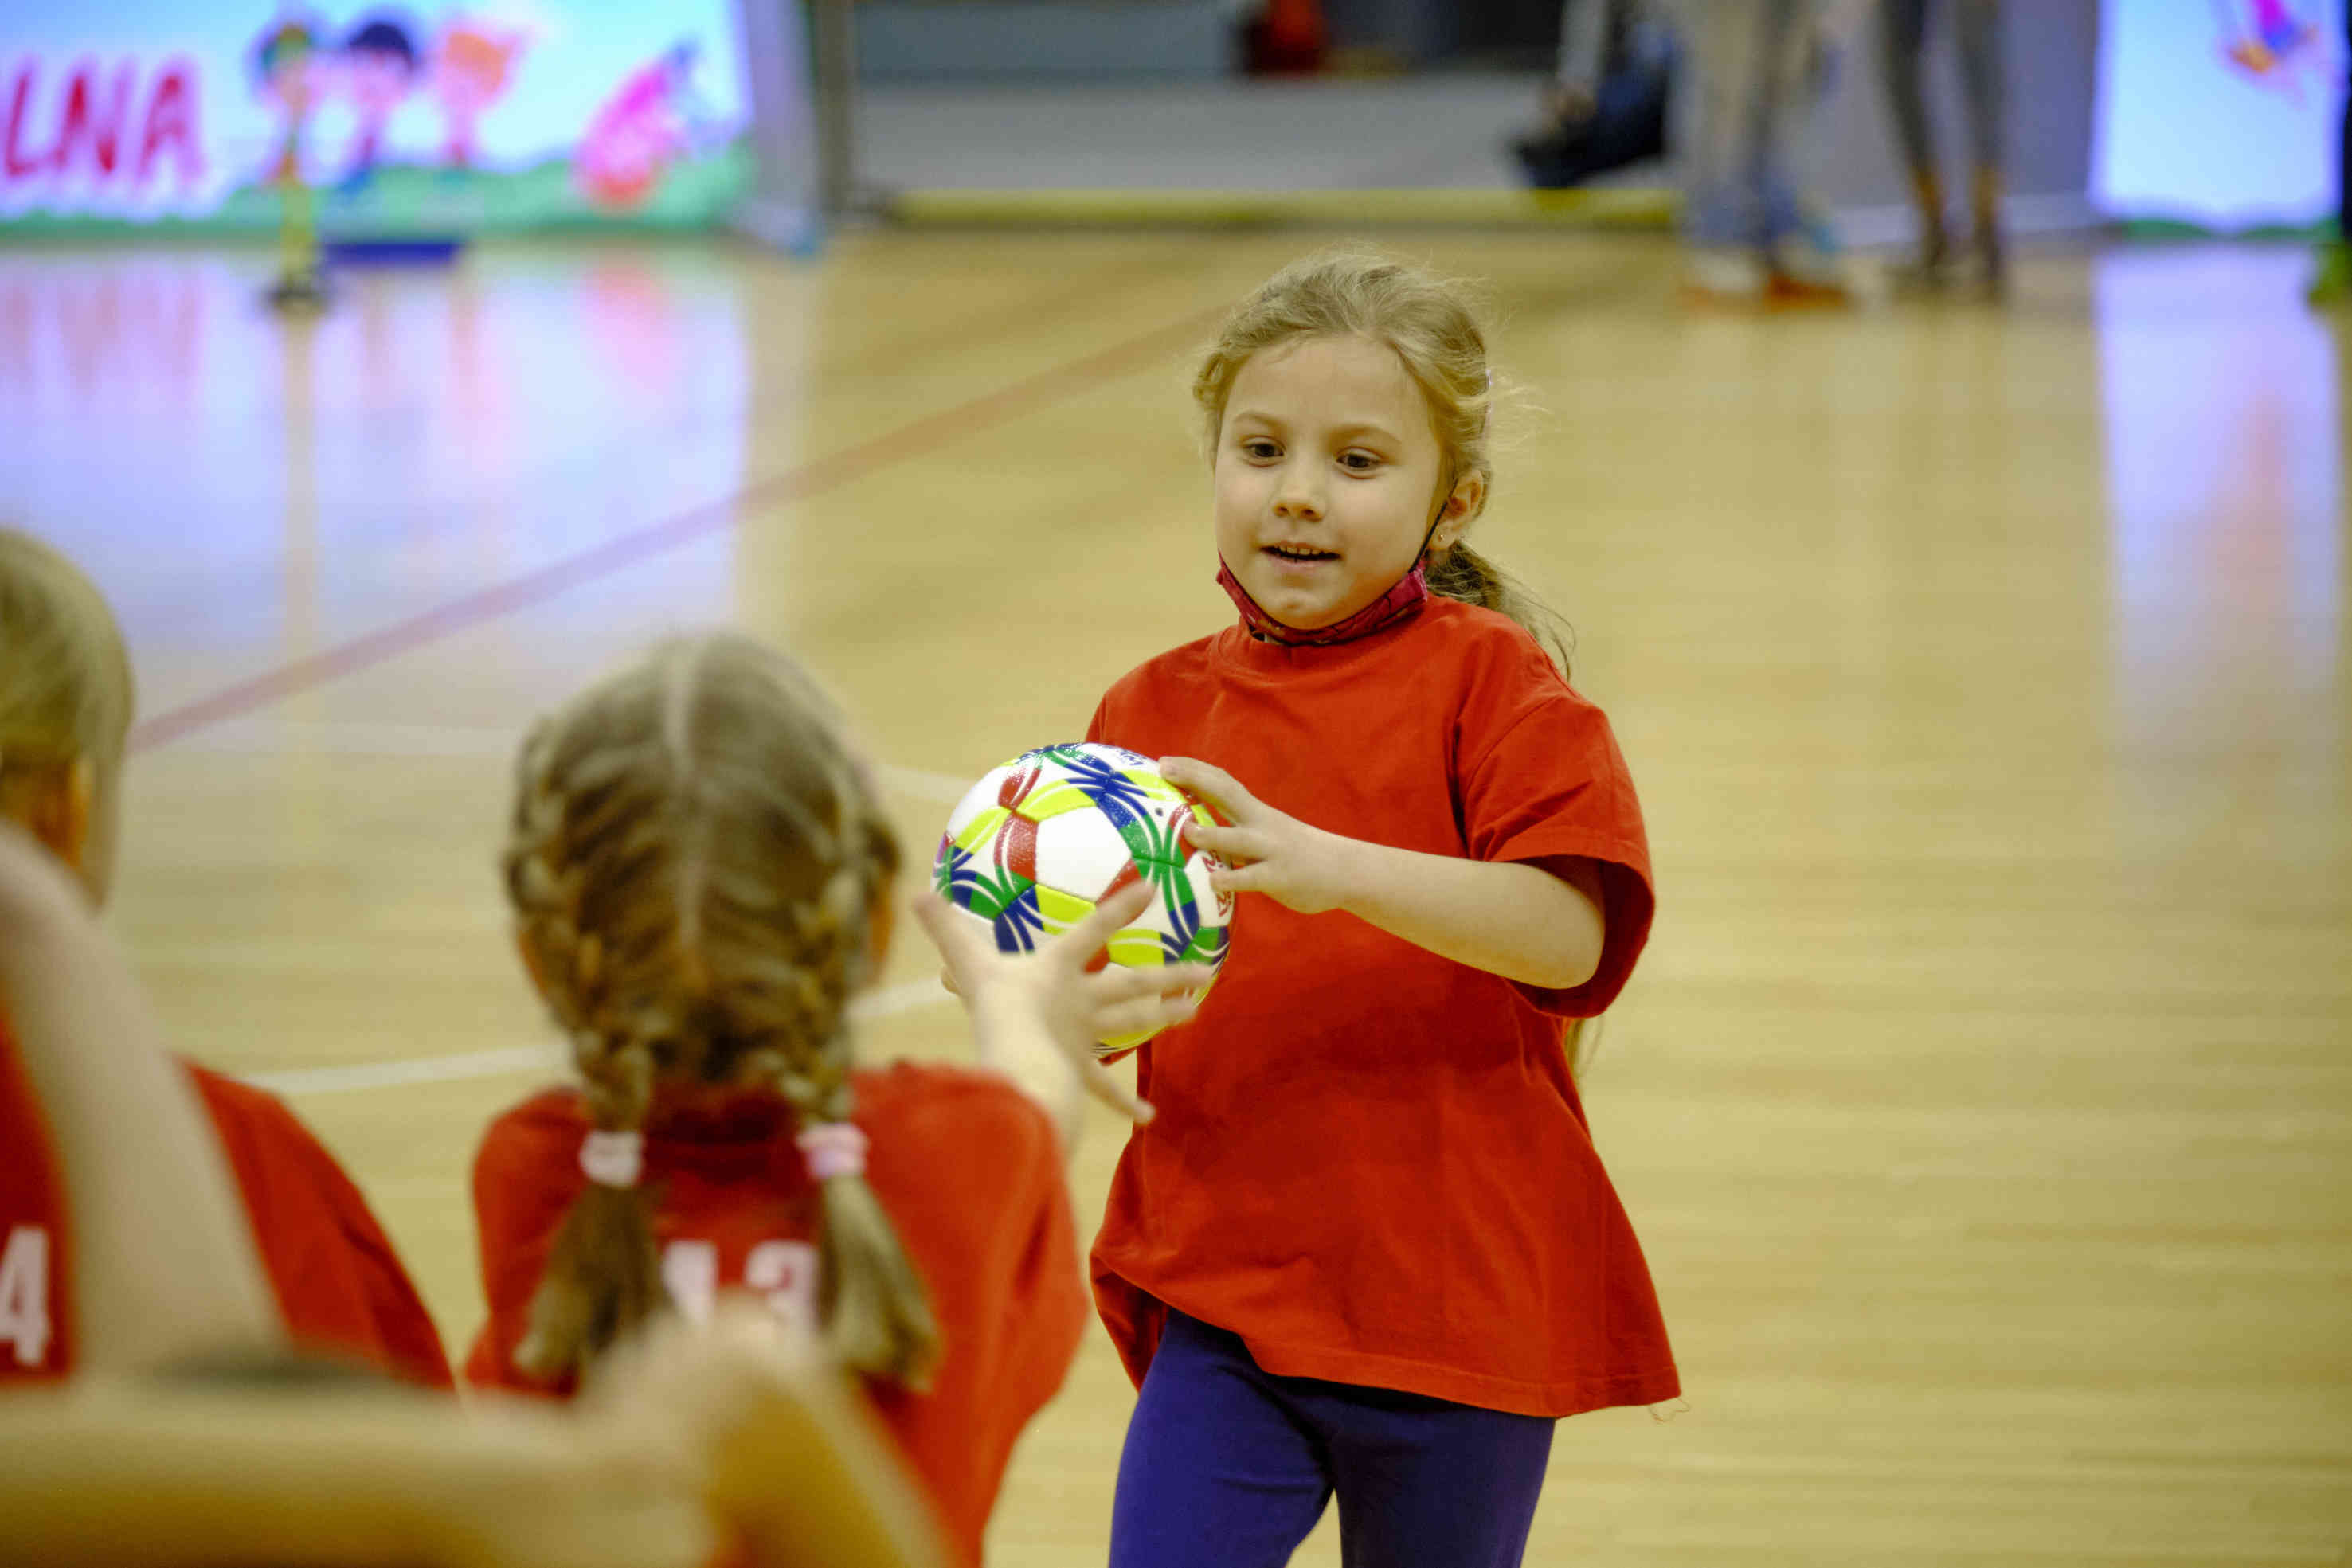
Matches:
[131,306,1223,754]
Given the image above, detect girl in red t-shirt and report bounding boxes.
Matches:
[0,528,450,1390]
[1086,251,1681,1568]
[464,632,1208,1568]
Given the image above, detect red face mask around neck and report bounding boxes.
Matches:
[1216,557,1430,647]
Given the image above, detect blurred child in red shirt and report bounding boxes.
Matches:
[465,632,1207,1567]
[1086,251,1678,1568]
[0,528,449,1389]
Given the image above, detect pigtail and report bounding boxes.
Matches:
[805,1122,941,1387]
[505,725,678,1386]
[514,1161,667,1382]
[1425,541,1575,680]
[761,864,941,1389]
[512,1025,671,1384]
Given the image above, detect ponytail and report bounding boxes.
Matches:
[1426,540,1574,678]
[515,1182,667,1384]
[808,1148,941,1387]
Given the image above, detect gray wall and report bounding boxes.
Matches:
[855,1,1234,80]
[1323,0,1457,65]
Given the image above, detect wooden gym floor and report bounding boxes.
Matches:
[2,231,2346,1564]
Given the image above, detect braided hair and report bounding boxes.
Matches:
[502,632,938,1387]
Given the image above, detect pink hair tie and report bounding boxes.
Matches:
[579,1128,644,1189]
[796,1122,868,1182]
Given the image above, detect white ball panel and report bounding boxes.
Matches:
[1031,806,1137,903]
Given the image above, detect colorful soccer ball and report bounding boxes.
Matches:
[933,742,1232,1051]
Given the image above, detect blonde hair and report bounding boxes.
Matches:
[1192,249,1573,674]
[0,529,135,807]
[502,632,938,1388]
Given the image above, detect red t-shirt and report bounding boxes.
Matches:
[0,1034,68,1382]
[1085,598,1677,1418]
[465,1062,1087,1568]
[187,1065,453,1390]
[0,1026,452,1390]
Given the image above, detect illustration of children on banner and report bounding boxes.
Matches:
[338,12,422,190]
[430,14,528,171]
[577,40,718,209]
[2213,0,2336,100]
[2,2,759,234]
[251,14,326,186]
[250,6,523,191]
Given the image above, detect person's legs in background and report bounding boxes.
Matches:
[1669,0,1848,306]
[1877,0,1946,278]
[1755,0,1851,301]
[1952,0,2006,294]
[1671,0,1772,299]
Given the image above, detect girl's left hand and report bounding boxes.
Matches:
[1159,757,1357,917]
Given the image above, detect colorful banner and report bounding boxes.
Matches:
[2,2,757,234]
[2095,0,2347,230]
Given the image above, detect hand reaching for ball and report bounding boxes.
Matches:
[915,880,1213,1130]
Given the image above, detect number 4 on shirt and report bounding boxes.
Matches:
[0,1226,51,1369]
[660,1238,818,1333]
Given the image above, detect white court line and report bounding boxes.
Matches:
[875,764,975,805]
[241,977,957,1098]
[243,1045,554,1097]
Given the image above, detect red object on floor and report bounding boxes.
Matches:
[1246,0,1325,73]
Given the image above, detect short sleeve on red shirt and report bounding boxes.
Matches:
[466,1063,1085,1568]
[186,1066,453,1390]
[1450,643,1656,1018]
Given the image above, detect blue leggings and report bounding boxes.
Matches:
[1108,1311,1557,1568]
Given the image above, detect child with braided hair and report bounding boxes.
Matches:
[465,631,1207,1568]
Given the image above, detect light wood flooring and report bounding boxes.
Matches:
[2,230,2346,1565]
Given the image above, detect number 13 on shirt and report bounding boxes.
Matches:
[659,1237,819,1334]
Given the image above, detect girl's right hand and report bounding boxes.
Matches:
[913,881,1211,1127]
